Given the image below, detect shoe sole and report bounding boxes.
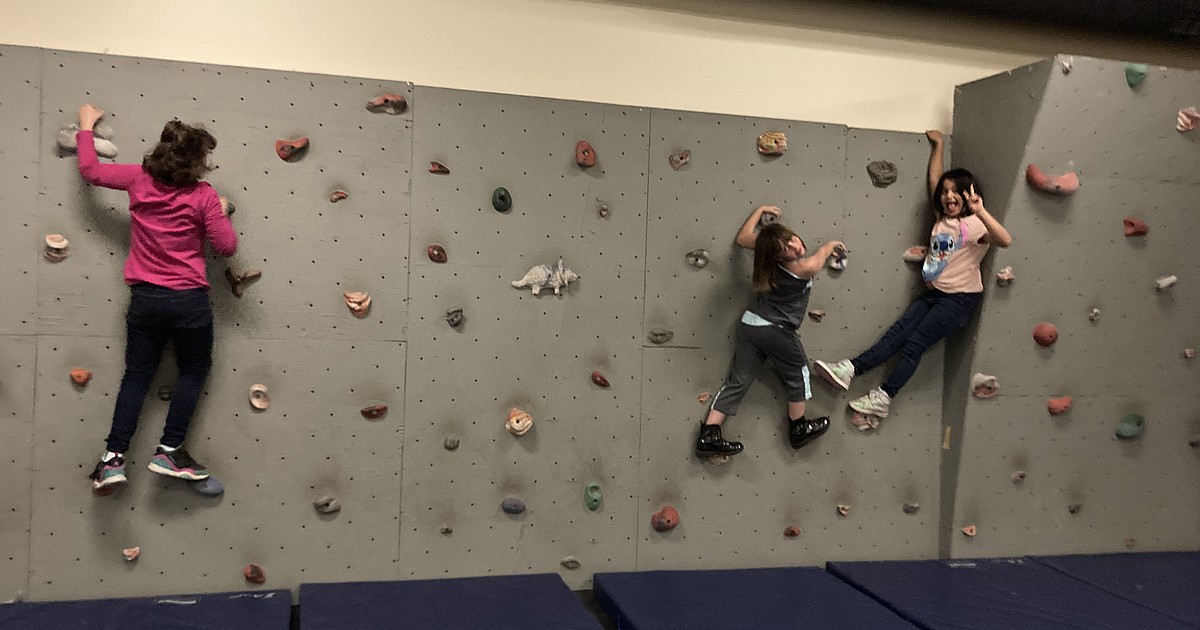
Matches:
[147,462,210,481]
[848,398,889,418]
[813,361,850,391]
[92,473,127,490]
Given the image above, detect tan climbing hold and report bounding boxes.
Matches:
[506,407,533,436]
[756,131,788,156]
[836,504,850,516]
[1047,395,1073,416]
[561,556,582,570]
[961,525,977,537]
[597,204,609,218]
[249,384,271,410]
[122,547,140,562]
[343,291,372,318]
[668,149,690,170]
[1025,164,1079,196]
[243,563,266,584]
[1011,470,1026,483]
[1177,107,1199,133]
[1185,348,1196,359]
[902,246,927,263]
[1155,275,1177,292]
[704,454,730,466]
[365,93,407,115]
[1033,322,1058,347]
[70,368,93,387]
[429,161,450,174]
[44,234,70,263]
[1089,307,1101,322]
[575,141,596,168]
[807,309,826,323]
[1123,537,1136,549]
[783,525,802,538]
[360,404,388,420]
[971,373,999,398]
[329,190,349,203]
[697,392,712,405]
[274,137,309,161]
[224,267,262,298]
[850,413,880,432]
[995,266,1015,286]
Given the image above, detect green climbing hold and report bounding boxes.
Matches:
[1124,63,1148,88]
[584,482,603,511]
[1115,413,1146,440]
[492,187,512,212]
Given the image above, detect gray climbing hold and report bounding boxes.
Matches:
[828,245,847,271]
[444,436,460,451]
[190,475,224,497]
[492,187,512,212]
[501,496,526,514]
[313,495,341,514]
[1188,434,1200,448]
[439,523,453,535]
[157,385,173,401]
[866,161,897,188]
[1068,503,1082,514]
[560,556,581,570]
[1125,63,1148,88]
[647,328,674,344]
[446,307,464,328]
[685,249,709,269]
[57,123,119,158]
[902,502,920,514]
[758,212,778,227]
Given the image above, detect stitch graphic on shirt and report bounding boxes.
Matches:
[922,231,957,282]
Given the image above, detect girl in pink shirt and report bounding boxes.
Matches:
[76,104,237,493]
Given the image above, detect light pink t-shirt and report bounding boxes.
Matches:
[922,214,988,293]
[76,130,237,290]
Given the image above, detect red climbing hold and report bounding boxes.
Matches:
[1025,164,1079,195]
[783,526,802,538]
[429,161,450,174]
[243,563,266,584]
[1122,216,1149,237]
[329,190,349,203]
[575,141,596,168]
[360,404,388,420]
[591,371,610,388]
[427,243,448,263]
[70,368,92,387]
[1047,395,1073,415]
[1033,322,1058,347]
[275,137,309,161]
[651,505,680,532]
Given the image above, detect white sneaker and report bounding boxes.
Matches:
[849,387,891,418]
[814,359,854,391]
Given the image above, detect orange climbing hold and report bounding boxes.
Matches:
[1025,164,1079,196]
[961,525,977,537]
[1047,395,1073,416]
[70,368,92,386]
[651,505,680,532]
[1033,322,1058,347]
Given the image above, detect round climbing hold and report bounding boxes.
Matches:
[647,328,674,345]
[756,131,787,156]
[598,204,609,218]
[505,408,533,436]
[427,243,448,263]
[313,495,342,514]
[590,371,610,388]
[902,502,920,514]
[1185,348,1196,359]
[122,547,140,562]
[650,505,679,532]
[1088,307,1101,322]
[360,404,388,420]
[70,368,92,387]
[560,556,582,570]
[274,137,309,161]
[1115,413,1146,440]
[190,475,224,497]
[575,140,596,168]
[157,385,173,401]
[783,525,802,537]
[445,307,464,328]
[243,563,266,584]
[443,436,460,451]
[501,496,527,514]
[248,384,270,410]
[1047,395,1073,416]
[1033,322,1058,347]
[866,161,898,188]
[583,482,603,511]
[758,212,778,228]
[44,234,70,262]
[492,187,512,212]
[685,249,709,269]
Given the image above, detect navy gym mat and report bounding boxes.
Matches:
[299,573,603,630]
[0,589,291,630]
[592,567,917,629]
[1032,551,1200,627]
[826,557,1192,629]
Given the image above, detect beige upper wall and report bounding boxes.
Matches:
[1,0,1195,132]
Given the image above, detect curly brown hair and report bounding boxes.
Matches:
[142,119,216,187]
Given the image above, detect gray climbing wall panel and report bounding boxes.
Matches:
[0,46,40,335]
[0,336,35,601]
[400,88,648,589]
[950,54,1200,557]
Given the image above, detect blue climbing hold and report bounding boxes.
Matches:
[190,475,225,497]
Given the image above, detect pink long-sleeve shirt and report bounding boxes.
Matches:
[76,130,237,290]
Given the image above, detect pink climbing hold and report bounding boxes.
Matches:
[783,525,802,538]
[1122,217,1149,237]
[1025,164,1079,196]
[1033,322,1058,347]
[651,505,680,532]
[1048,395,1073,416]
[1177,107,1199,133]
[902,246,927,263]
[961,525,977,537]
[365,93,407,115]
[243,563,266,584]
[590,370,610,388]
[329,190,349,203]
[429,161,450,174]
[275,137,309,161]
[575,141,596,168]
[122,547,140,562]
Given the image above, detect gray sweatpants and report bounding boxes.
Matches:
[711,322,812,417]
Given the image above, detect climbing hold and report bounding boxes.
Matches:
[122,547,140,562]
[970,373,999,399]
[190,475,224,497]
[561,556,582,570]
[961,525,977,537]
[1115,413,1146,440]
[1154,275,1177,292]
[1122,216,1149,237]
[221,197,237,217]
[685,249,710,269]
[57,123,119,158]
[329,190,349,203]
[365,93,407,115]
[807,309,826,323]
[1048,395,1073,416]
[836,504,850,516]
[1188,434,1200,447]
[756,131,788,156]
[865,161,898,188]
[501,496,526,514]
[1124,63,1148,88]
[1088,307,1101,322]
[783,525,802,537]
[590,371,610,388]
[511,258,579,296]
[1177,107,1200,133]
[575,140,596,168]
[69,368,92,387]
[443,436,460,451]
[1011,470,1026,483]
[445,307,464,328]
[249,384,270,410]
[157,385,173,401]
[505,407,533,436]
[1025,164,1079,196]
[1185,348,1196,359]
[426,243,448,264]
[850,413,881,432]
[1061,57,1073,74]
[668,149,690,170]
[439,523,453,535]
[598,204,609,218]
[902,502,920,515]
[647,328,674,345]
[902,245,927,264]
[429,161,450,174]
[758,212,778,228]
[274,137,309,161]
[492,187,512,212]
[243,563,266,584]
[704,454,730,466]
[343,291,372,318]
[360,404,388,420]
[1124,537,1137,549]
[584,482,603,511]
[995,266,1015,286]
[650,505,679,532]
[224,267,262,298]
[697,392,712,405]
[1068,504,1082,514]
[44,234,70,263]
[313,495,341,514]
[1033,322,1058,347]
[828,246,847,271]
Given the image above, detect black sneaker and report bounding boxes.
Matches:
[88,455,127,490]
[695,422,744,457]
[147,447,210,480]
[788,416,830,449]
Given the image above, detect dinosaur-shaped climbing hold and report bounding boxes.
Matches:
[511,258,579,296]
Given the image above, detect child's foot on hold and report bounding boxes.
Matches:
[695,422,744,457]
[849,387,891,418]
[88,454,127,491]
[814,359,854,391]
[788,416,830,449]
[147,447,209,480]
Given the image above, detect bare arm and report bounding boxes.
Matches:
[786,240,844,279]
[926,130,945,203]
[735,205,780,250]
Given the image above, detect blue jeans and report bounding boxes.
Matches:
[851,290,981,398]
[106,284,214,453]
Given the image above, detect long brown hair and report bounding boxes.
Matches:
[752,223,797,293]
[932,168,980,220]
[142,119,216,187]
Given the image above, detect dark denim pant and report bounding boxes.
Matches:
[851,290,981,398]
[106,284,213,453]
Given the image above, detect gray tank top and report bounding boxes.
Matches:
[746,266,811,331]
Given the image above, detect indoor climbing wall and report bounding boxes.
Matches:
[949,54,1200,557]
